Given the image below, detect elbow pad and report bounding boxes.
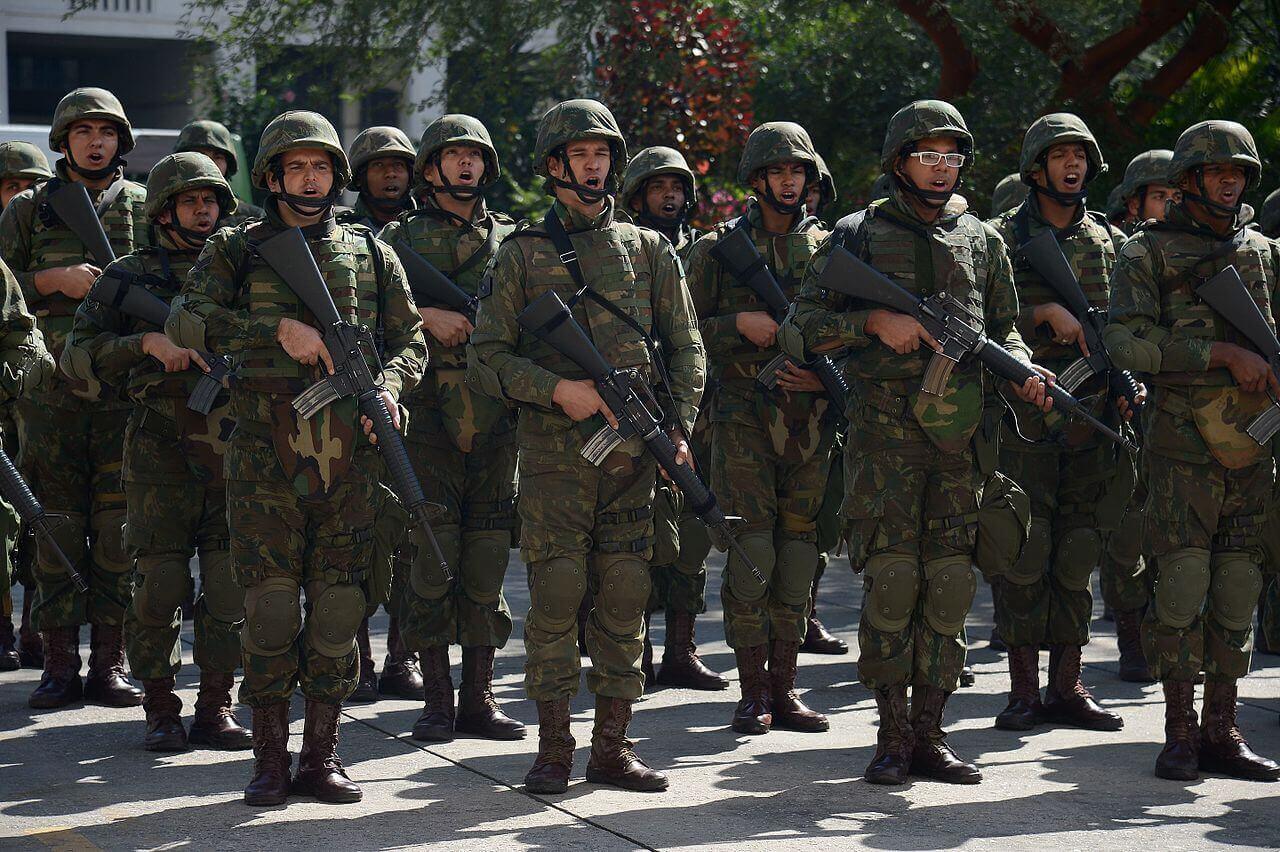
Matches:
[165,298,209,352]
[1103,324,1163,374]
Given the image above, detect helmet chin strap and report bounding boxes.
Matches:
[424,154,485,202]
[1029,154,1088,207]
[63,151,124,182]
[1182,168,1242,221]
[162,200,215,248]
[270,163,339,217]
[360,189,410,217]
[892,171,952,210]
[551,150,612,205]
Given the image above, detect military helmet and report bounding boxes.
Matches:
[869,173,892,201]
[414,114,500,188]
[1261,187,1280,238]
[1105,185,1127,222]
[621,146,698,209]
[533,99,627,180]
[251,110,350,191]
[1119,149,1174,201]
[174,119,240,176]
[990,172,1028,216]
[737,122,818,186]
[1019,113,1106,184]
[48,87,134,155]
[813,151,837,206]
[879,100,972,175]
[144,152,237,221]
[347,126,416,191]
[0,142,53,182]
[1168,120,1261,191]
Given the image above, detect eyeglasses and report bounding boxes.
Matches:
[908,152,966,167]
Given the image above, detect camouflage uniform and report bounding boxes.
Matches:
[990,173,1029,219]
[336,126,417,236]
[1105,120,1280,782]
[0,88,148,710]
[1261,188,1280,239]
[174,119,264,227]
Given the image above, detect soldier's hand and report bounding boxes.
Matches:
[142,332,208,373]
[552,379,618,427]
[1035,302,1089,355]
[419,307,474,348]
[736,311,779,348]
[865,309,940,355]
[660,436,693,482]
[774,360,825,393]
[1010,364,1055,412]
[277,318,335,374]
[361,390,400,445]
[38,263,101,300]
[1115,381,1147,420]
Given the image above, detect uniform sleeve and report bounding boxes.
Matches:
[983,229,1031,364]
[0,258,52,404]
[685,232,743,363]
[62,260,146,389]
[648,233,705,435]
[1106,235,1202,373]
[166,230,281,354]
[0,192,38,303]
[373,239,427,401]
[780,235,874,360]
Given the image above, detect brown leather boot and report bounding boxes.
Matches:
[585,695,668,792]
[864,685,913,785]
[378,617,424,700]
[731,644,772,735]
[18,592,42,669]
[524,698,574,794]
[455,646,525,740]
[1199,679,1280,781]
[1155,680,1199,781]
[0,615,19,671]
[188,672,252,750]
[410,645,454,742]
[244,702,291,806]
[769,639,829,732]
[909,685,981,784]
[292,700,362,803]
[348,619,378,704]
[641,611,655,686]
[656,610,729,690]
[1115,609,1155,683]
[83,624,142,707]
[995,645,1042,731]
[28,626,82,709]
[800,581,848,655]
[1041,644,1123,731]
[141,677,187,752]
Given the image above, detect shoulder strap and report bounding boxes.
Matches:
[1011,204,1031,248]
[361,230,389,357]
[832,209,871,260]
[451,218,501,278]
[95,178,129,219]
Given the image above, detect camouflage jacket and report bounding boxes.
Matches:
[0,258,54,407]
[221,198,264,230]
[338,196,413,233]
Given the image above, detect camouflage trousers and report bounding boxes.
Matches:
[1100,458,1153,614]
[121,408,240,681]
[1141,451,1272,683]
[228,433,379,707]
[1259,577,1280,650]
[519,440,655,702]
[15,394,129,631]
[844,431,980,692]
[0,414,20,621]
[814,440,847,582]
[648,424,712,617]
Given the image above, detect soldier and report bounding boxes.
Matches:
[167,111,426,805]
[338,126,417,233]
[468,98,704,794]
[0,87,149,711]
[987,114,1132,734]
[1106,119,1280,782]
[378,114,524,740]
[991,172,1029,219]
[617,145,727,690]
[1,142,53,211]
[806,152,837,221]
[782,99,1051,785]
[174,119,264,227]
[62,153,251,752]
[1105,186,1130,232]
[685,121,835,737]
[1120,150,1179,233]
[1261,188,1280,239]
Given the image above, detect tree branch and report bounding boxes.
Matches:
[1125,0,1242,126]
[894,0,979,99]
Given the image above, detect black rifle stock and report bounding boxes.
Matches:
[255,227,452,579]
[392,241,479,322]
[46,182,115,268]
[517,290,766,585]
[818,244,1137,452]
[709,225,849,407]
[0,447,86,592]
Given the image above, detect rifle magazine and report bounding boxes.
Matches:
[1246,405,1280,446]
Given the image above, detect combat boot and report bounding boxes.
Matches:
[800,581,847,655]
[730,644,772,735]
[378,616,424,699]
[641,612,655,686]
[348,619,378,704]
[524,698,574,794]
[909,686,981,784]
[455,646,525,740]
[585,695,668,792]
[18,593,42,668]
[1154,680,1199,781]
[959,666,975,688]
[83,624,142,706]
[1114,608,1155,683]
[1041,644,1123,731]
[28,626,81,709]
[656,610,728,690]
[768,639,828,732]
[410,645,454,742]
[292,700,362,803]
[995,645,1042,731]
[141,677,187,752]
[0,615,19,671]
[864,685,913,785]
[1199,680,1280,781]
[188,672,252,750]
[244,702,291,806]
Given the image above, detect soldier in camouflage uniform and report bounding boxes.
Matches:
[805,152,837,222]
[987,114,1131,734]
[0,88,149,711]
[167,111,426,805]
[1106,120,1280,782]
[63,153,252,752]
[686,122,835,736]
[174,119,264,227]
[1,142,53,211]
[469,99,704,794]
[782,99,1052,785]
[337,126,417,235]
[379,114,524,741]
[1261,189,1280,239]
[991,172,1029,220]
[618,145,727,690]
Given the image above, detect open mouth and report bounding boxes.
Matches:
[779,190,797,203]
[1061,171,1081,190]
[1219,188,1239,204]
[584,176,602,189]
[301,186,321,197]
[458,169,474,183]
[86,152,105,165]
[930,179,949,190]
[661,202,678,215]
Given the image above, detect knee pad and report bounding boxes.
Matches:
[1053,527,1102,592]
[198,550,243,623]
[35,511,88,581]
[132,554,193,628]
[305,581,366,658]
[592,553,650,635]
[529,556,587,632]
[460,529,511,606]
[725,531,775,602]
[775,538,819,607]
[1209,551,1263,632]
[1007,517,1051,586]
[862,552,921,633]
[92,511,130,574]
[675,517,712,575]
[1153,546,1211,630]
[409,525,460,601]
[243,576,302,657]
[922,554,976,635]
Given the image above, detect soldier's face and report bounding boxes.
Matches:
[1193,164,1246,208]
[428,144,484,189]
[1,177,34,210]
[751,162,807,208]
[62,120,119,169]
[365,156,409,200]
[897,137,959,194]
[267,148,335,198]
[1128,184,1178,222]
[637,175,686,218]
[194,146,230,177]
[550,140,612,191]
[160,188,220,237]
[805,183,821,215]
[1039,143,1087,194]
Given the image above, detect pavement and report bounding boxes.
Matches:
[2,554,1279,851]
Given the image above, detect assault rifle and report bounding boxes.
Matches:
[392,241,479,322]
[46,182,115,268]
[0,448,86,592]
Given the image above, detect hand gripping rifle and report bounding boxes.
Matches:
[517,290,766,585]
[817,243,1137,452]
[1194,264,1280,445]
[709,224,849,408]
[254,227,452,579]
[391,240,479,323]
[0,448,86,591]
